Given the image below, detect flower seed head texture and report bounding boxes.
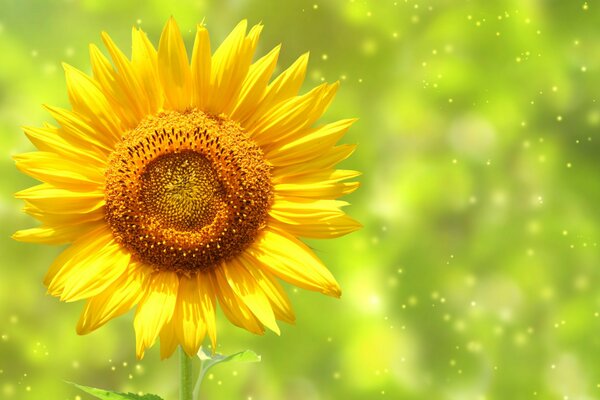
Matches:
[14,17,360,359]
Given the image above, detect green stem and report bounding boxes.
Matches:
[192,358,207,400]
[179,347,194,400]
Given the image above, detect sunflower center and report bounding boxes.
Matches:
[140,151,225,230]
[104,110,272,272]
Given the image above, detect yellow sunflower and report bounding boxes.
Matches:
[13,17,360,359]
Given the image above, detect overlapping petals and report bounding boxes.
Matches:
[14,17,359,359]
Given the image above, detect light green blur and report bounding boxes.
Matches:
[1,0,599,399]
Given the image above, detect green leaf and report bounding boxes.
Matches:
[198,348,261,368]
[194,348,261,397]
[68,382,164,400]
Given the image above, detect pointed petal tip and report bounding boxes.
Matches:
[272,324,281,336]
[76,317,92,335]
[163,16,181,35]
[61,62,73,72]
[328,285,342,298]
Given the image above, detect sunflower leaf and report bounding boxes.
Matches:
[194,348,261,398]
[68,382,164,400]
[197,347,261,367]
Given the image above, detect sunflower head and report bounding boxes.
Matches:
[14,17,360,359]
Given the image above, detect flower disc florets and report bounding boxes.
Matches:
[105,109,272,272]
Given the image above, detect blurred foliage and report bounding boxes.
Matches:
[2,0,600,399]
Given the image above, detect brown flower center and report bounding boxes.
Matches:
[104,110,272,272]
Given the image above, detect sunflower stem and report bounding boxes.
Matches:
[179,347,194,400]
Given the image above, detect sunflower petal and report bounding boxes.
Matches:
[222,259,280,334]
[238,252,295,324]
[269,198,361,238]
[12,220,103,245]
[191,24,212,110]
[43,105,115,154]
[159,319,178,359]
[273,144,356,177]
[22,125,106,166]
[101,32,150,116]
[230,45,281,121]
[206,20,255,114]
[197,272,217,351]
[158,17,192,111]
[247,228,341,297]
[211,268,265,335]
[16,183,104,214]
[174,275,206,356]
[77,261,150,334]
[89,44,142,128]
[131,27,162,113]
[63,63,123,141]
[44,225,126,300]
[249,82,339,147]
[241,52,309,129]
[266,119,357,166]
[14,151,104,187]
[273,169,361,199]
[134,271,179,359]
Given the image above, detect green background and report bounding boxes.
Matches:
[2,0,600,399]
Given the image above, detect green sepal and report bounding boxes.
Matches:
[68,382,164,400]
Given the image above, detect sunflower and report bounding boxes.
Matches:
[13,17,360,359]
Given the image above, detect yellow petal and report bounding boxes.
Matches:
[273,144,356,177]
[174,275,206,356]
[230,45,281,122]
[89,44,143,128]
[277,169,361,184]
[249,82,339,148]
[158,17,192,111]
[22,203,104,227]
[274,180,360,200]
[266,119,357,166]
[22,125,106,166]
[16,183,104,215]
[211,268,265,335]
[159,318,179,360]
[131,27,163,113]
[197,272,217,351]
[191,24,211,110]
[14,151,104,188]
[63,63,123,142]
[101,32,150,116]
[241,53,309,129]
[43,104,115,154]
[12,220,103,245]
[207,20,258,114]
[44,225,127,301]
[222,258,280,335]
[269,198,361,239]
[134,271,179,359]
[77,260,150,334]
[247,228,341,297]
[61,246,130,303]
[274,169,361,199]
[238,252,295,324]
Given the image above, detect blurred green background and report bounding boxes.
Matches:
[2,0,600,399]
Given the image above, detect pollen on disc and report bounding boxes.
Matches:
[104,109,272,272]
[140,151,225,230]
